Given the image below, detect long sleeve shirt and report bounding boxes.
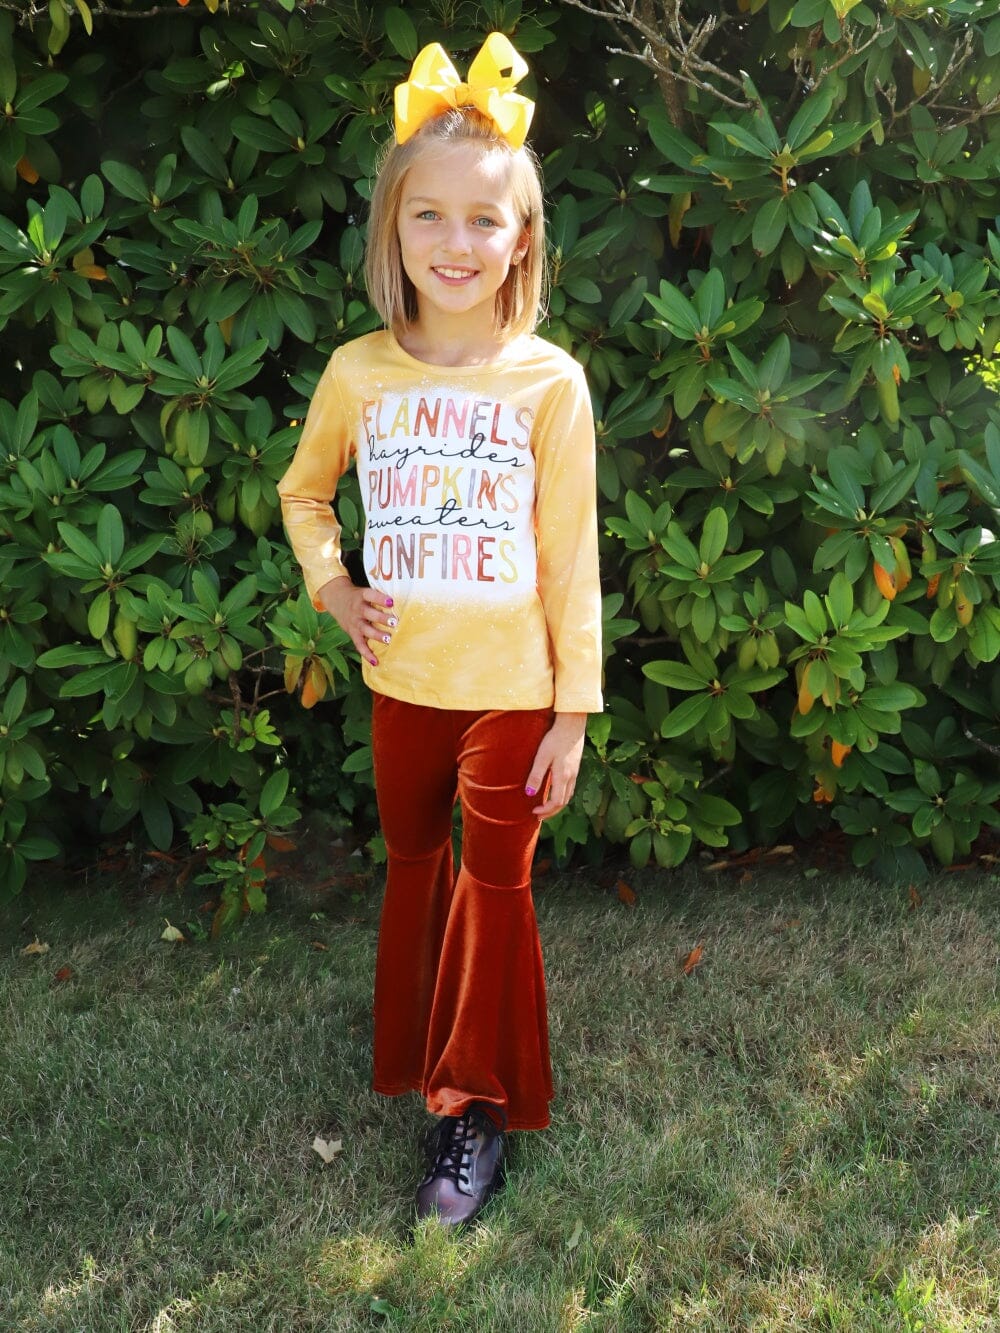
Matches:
[277,328,603,713]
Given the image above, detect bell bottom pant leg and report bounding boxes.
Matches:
[370,695,554,1131]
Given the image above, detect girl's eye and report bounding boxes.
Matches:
[417,210,438,221]
[474,217,498,228]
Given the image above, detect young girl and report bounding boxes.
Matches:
[278,32,603,1226]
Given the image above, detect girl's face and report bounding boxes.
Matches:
[396,141,529,335]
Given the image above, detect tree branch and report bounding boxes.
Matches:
[557,0,752,123]
[962,716,1000,758]
[810,24,888,96]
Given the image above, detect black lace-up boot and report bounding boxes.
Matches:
[415,1105,507,1226]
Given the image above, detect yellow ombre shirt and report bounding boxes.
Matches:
[277,330,603,713]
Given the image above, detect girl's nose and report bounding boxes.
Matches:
[442,221,472,255]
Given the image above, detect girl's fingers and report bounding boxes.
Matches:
[362,591,396,632]
[532,794,567,818]
[360,592,395,665]
[363,591,397,647]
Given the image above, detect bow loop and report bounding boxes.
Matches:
[394,32,534,149]
[467,31,529,94]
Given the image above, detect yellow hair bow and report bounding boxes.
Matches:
[394,32,534,150]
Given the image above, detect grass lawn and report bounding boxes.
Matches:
[2,849,999,1331]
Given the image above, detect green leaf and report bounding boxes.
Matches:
[231,115,293,154]
[101,160,149,204]
[608,277,648,328]
[958,452,1000,509]
[693,269,726,329]
[827,451,867,515]
[644,115,703,169]
[37,645,109,669]
[87,589,111,639]
[642,661,708,690]
[659,692,713,738]
[786,87,834,151]
[692,793,742,826]
[699,507,728,566]
[56,521,103,571]
[870,461,919,515]
[691,595,716,643]
[802,591,827,637]
[140,790,173,851]
[660,524,700,568]
[97,504,125,566]
[383,7,418,59]
[259,768,289,819]
[180,126,229,180]
[784,604,818,642]
[59,661,131,698]
[0,45,16,104]
[645,283,701,338]
[751,196,787,256]
[708,551,764,580]
[825,573,854,627]
[672,362,709,419]
[165,326,202,382]
[713,121,773,159]
[722,685,756,719]
[863,683,925,712]
[562,276,602,303]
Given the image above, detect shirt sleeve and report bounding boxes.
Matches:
[533,363,604,714]
[277,351,355,608]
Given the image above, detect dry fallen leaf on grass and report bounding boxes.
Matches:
[707,844,795,872]
[160,921,185,943]
[566,1218,585,1251]
[53,965,74,983]
[773,918,802,933]
[682,943,704,974]
[908,884,923,910]
[21,939,49,956]
[617,879,636,907]
[312,1135,343,1164]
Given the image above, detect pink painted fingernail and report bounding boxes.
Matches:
[387,616,398,628]
[382,634,390,644]
[525,786,536,797]
[385,597,393,608]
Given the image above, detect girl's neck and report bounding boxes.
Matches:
[394,313,515,369]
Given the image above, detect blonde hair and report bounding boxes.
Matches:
[364,107,546,340]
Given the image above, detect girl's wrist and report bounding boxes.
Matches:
[551,711,587,736]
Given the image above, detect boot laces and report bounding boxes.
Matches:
[423,1108,496,1191]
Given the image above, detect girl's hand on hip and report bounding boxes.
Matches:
[317,576,396,667]
[525,713,587,819]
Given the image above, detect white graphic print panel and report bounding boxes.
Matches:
[358,389,537,602]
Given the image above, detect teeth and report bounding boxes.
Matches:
[436,268,474,279]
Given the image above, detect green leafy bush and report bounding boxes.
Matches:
[2,0,999,911]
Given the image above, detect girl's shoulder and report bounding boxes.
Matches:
[504,334,588,392]
[327,328,393,374]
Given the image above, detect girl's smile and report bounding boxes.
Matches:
[434,266,479,283]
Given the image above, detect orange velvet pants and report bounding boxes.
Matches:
[370,694,555,1130]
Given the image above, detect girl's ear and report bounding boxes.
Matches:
[513,228,531,263]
